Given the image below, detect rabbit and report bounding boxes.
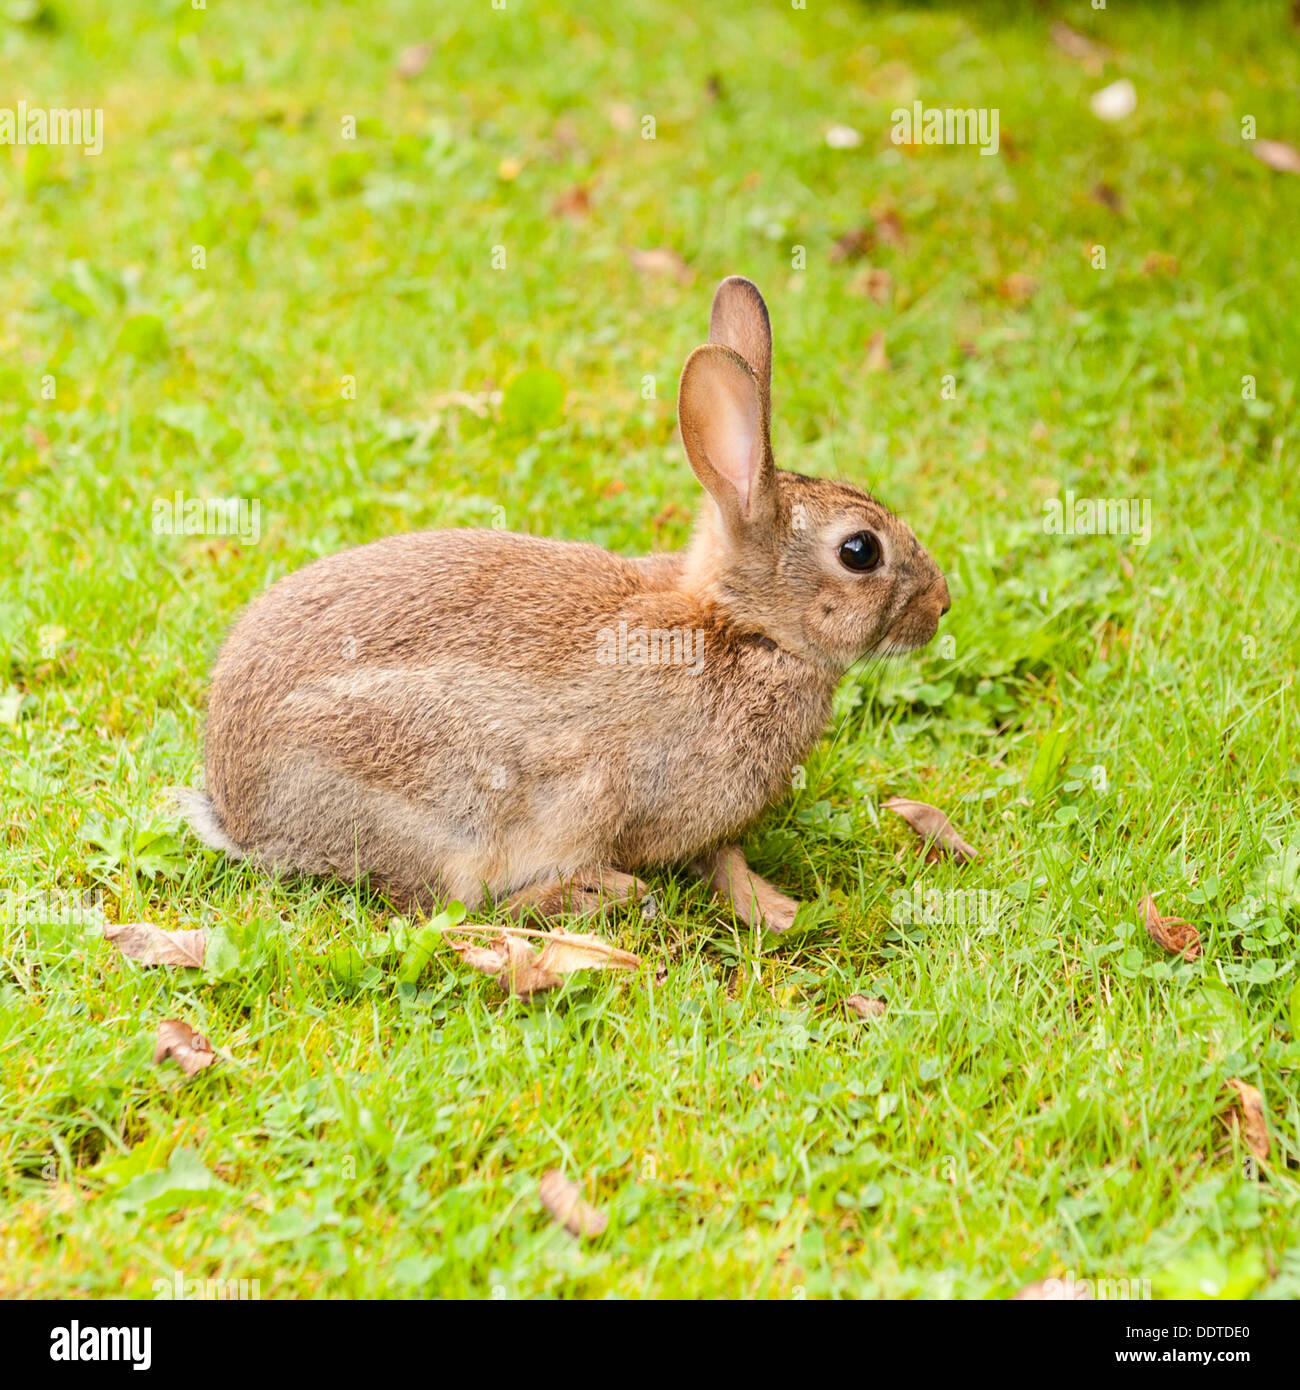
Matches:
[179,276,950,932]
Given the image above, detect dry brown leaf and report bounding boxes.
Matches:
[539,1170,608,1239]
[607,102,636,132]
[845,994,886,1020]
[1254,139,1300,174]
[1091,182,1123,212]
[1050,21,1108,73]
[1142,250,1179,277]
[1139,894,1201,961]
[865,330,889,373]
[849,267,892,304]
[651,501,689,532]
[451,933,529,978]
[830,227,873,263]
[550,117,581,153]
[552,184,592,220]
[447,925,639,999]
[874,210,905,246]
[997,273,1037,305]
[535,930,639,976]
[154,1019,217,1077]
[882,797,977,863]
[106,922,207,968]
[1224,1079,1270,1161]
[395,42,433,80]
[629,247,691,282]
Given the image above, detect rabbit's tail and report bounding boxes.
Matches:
[171,787,246,859]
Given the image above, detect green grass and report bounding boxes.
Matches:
[2,0,1298,1299]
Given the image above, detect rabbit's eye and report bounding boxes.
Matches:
[838,531,882,573]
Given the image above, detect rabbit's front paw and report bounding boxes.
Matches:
[692,844,800,934]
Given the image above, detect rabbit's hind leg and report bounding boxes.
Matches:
[506,867,647,923]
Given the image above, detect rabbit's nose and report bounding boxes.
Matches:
[935,576,951,616]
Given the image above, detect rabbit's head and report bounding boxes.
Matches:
[677,277,950,675]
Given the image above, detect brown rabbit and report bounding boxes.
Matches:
[180,277,950,931]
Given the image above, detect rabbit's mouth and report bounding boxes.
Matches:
[875,575,950,656]
[875,631,938,658]
[877,599,949,656]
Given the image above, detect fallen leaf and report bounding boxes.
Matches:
[825,124,862,149]
[607,102,636,132]
[1012,1278,1091,1301]
[395,42,432,80]
[845,994,886,1020]
[105,922,207,968]
[550,117,581,153]
[1091,181,1123,212]
[1142,250,1179,277]
[830,227,873,263]
[1050,21,1108,73]
[153,1020,217,1077]
[1254,139,1300,174]
[997,273,1037,305]
[997,129,1024,163]
[1090,79,1136,122]
[447,925,639,999]
[1224,1079,1270,1161]
[865,329,889,373]
[1139,894,1201,961]
[534,930,639,976]
[539,1170,608,1238]
[651,501,689,531]
[882,797,977,863]
[849,267,892,304]
[552,183,592,220]
[874,210,904,246]
[629,247,691,283]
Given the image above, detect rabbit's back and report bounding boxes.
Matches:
[201,529,829,905]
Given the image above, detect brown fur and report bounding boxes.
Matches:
[187,278,950,925]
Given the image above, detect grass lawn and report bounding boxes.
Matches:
[1,0,1298,1299]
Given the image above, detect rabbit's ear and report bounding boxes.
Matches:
[708,276,771,413]
[678,344,775,530]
